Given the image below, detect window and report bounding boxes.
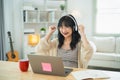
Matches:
[95,0,120,35]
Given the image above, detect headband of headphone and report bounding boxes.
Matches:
[67,15,78,31]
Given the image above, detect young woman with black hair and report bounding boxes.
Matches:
[37,14,94,68]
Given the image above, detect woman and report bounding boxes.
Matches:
[37,14,94,68]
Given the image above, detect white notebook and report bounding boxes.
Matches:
[72,70,110,80]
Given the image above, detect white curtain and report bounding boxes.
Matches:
[0,0,6,60]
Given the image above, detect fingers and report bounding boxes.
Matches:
[78,24,85,34]
[51,25,56,30]
[78,24,84,30]
[49,25,56,33]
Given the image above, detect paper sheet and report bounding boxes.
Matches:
[72,70,110,80]
[41,62,52,72]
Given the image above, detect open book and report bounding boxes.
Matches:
[72,70,110,80]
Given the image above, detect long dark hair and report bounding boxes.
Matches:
[57,14,81,50]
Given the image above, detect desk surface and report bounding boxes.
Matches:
[0,61,120,80]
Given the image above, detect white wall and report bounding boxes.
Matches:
[67,0,94,38]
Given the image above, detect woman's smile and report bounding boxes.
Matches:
[62,32,69,35]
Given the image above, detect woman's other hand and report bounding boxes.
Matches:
[78,24,85,35]
[78,24,89,48]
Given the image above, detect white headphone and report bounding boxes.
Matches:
[67,15,78,31]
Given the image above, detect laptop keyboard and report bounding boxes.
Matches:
[64,68,73,74]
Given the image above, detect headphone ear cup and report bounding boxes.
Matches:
[75,25,78,31]
[73,26,77,31]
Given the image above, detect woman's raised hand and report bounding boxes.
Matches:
[78,24,90,47]
[45,25,56,41]
[49,25,56,34]
[78,24,85,35]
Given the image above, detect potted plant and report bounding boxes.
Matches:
[60,4,65,11]
[40,27,46,34]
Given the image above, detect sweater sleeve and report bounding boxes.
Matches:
[80,41,96,68]
[36,38,57,55]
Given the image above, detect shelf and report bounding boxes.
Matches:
[24,22,58,24]
[23,10,63,23]
[23,0,67,34]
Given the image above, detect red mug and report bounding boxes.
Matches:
[19,59,29,72]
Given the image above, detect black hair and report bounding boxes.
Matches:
[57,14,81,50]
